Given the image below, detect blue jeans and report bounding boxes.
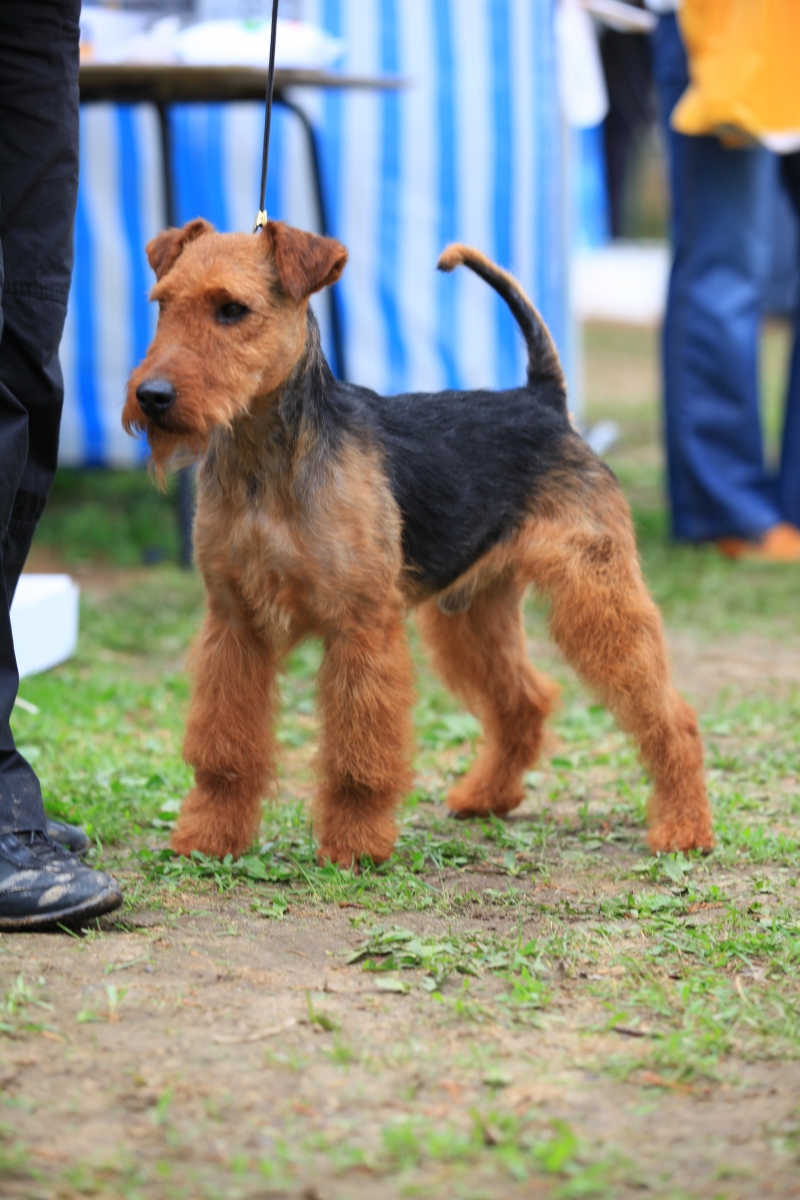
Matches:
[779,152,800,528]
[651,14,800,541]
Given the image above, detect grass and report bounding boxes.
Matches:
[30,467,182,567]
[4,321,800,1199]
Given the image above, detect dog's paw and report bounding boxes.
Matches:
[316,844,362,871]
[313,800,397,868]
[316,841,395,869]
[446,778,523,820]
[170,826,251,860]
[169,786,258,860]
[646,821,715,855]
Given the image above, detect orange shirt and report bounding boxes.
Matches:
[672,0,800,150]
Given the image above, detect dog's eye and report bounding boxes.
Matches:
[217,302,249,324]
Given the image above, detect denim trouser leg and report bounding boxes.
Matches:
[778,153,800,528]
[0,1,80,834]
[779,331,800,528]
[651,14,779,542]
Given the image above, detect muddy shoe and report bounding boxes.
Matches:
[45,818,91,857]
[0,831,122,932]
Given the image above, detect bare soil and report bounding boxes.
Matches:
[3,897,796,1195]
[2,853,799,1199]
[2,570,799,1199]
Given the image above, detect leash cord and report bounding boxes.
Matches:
[254,0,280,232]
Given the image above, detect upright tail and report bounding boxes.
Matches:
[437,244,566,402]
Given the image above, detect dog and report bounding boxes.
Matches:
[123,218,714,866]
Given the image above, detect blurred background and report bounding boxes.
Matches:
[27,0,800,575]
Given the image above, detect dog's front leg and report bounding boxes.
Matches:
[172,605,279,859]
[314,612,415,867]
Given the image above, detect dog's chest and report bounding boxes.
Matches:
[195,471,404,635]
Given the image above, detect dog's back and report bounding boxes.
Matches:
[325,377,572,594]
[315,243,579,593]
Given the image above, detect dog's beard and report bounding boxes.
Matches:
[122,378,255,486]
[122,409,209,489]
[147,425,209,488]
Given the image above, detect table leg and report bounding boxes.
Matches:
[156,101,195,569]
[156,102,176,226]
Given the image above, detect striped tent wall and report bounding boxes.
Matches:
[59,0,569,466]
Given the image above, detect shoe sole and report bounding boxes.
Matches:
[0,886,123,933]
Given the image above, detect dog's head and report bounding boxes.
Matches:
[123,218,347,480]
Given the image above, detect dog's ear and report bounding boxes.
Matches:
[268,222,348,303]
[146,218,214,281]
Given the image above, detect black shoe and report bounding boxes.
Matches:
[0,831,122,932]
[45,818,91,857]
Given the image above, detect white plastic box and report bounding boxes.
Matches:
[9,575,80,680]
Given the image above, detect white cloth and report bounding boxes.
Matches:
[555,0,609,129]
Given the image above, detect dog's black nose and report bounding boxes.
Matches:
[136,378,176,416]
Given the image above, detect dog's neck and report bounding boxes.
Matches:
[202,310,338,503]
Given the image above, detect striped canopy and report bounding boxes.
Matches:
[60,0,569,467]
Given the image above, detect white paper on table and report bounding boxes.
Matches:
[100,17,183,66]
[80,7,151,62]
[175,19,344,70]
[80,10,344,71]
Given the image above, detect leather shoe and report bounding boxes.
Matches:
[0,831,122,932]
[45,818,91,857]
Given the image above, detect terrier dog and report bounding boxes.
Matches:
[123,218,714,865]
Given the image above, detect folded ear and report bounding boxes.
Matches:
[146,218,214,280]
[269,221,348,303]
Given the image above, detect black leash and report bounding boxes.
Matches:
[254,0,280,233]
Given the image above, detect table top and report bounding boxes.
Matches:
[79,63,405,105]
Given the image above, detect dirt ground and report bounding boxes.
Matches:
[2,890,799,1200]
[2,606,799,1200]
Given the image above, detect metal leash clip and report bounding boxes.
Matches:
[254,0,279,233]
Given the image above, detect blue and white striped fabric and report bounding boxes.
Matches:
[60,0,570,466]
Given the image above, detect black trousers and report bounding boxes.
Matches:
[0,1,80,834]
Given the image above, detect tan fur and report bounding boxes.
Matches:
[125,220,713,866]
[122,222,347,484]
[418,580,559,817]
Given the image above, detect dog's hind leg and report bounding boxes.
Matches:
[172,605,278,859]
[523,460,713,853]
[314,611,415,866]
[417,581,559,818]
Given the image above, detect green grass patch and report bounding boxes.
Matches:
[34,468,181,567]
[7,321,800,1197]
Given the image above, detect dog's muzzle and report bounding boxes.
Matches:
[136,378,177,418]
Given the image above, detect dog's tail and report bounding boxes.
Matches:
[437,244,566,400]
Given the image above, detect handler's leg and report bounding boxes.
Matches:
[173,607,280,859]
[315,614,415,866]
[651,13,778,543]
[0,0,121,929]
[0,0,82,836]
[778,152,800,530]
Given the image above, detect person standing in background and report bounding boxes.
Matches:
[648,0,800,559]
[0,1,122,929]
